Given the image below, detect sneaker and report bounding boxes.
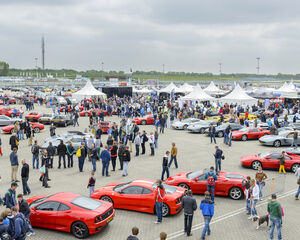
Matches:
[248,216,253,220]
[295,198,299,200]
[27,232,35,237]
[154,221,161,224]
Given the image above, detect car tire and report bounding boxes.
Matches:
[141,120,146,125]
[162,203,170,217]
[71,221,89,239]
[85,113,89,117]
[183,125,188,130]
[100,196,114,204]
[34,127,40,133]
[200,128,205,134]
[241,135,247,141]
[229,187,243,200]
[291,163,300,173]
[274,140,281,147]
[64,122,67,127]
[10,129,15,134]
[251,160,262,170]
[177,183,190,190]
[218,131,223,137]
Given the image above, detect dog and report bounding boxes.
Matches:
[252,214,269,229]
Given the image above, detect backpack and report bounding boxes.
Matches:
[207,174,215,186]
[31,145,38,154]
[2,191,11,206]
[0,232,12,240]
[15,214,29,236]
[143,135,148,142]
[76,148,82,157]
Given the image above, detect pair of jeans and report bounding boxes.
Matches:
[32,154,39,169]
[111,156,117,170]
[295,185,300,198]
[141,143,145,154]
[223,134,228,144]
[184,214,193,236]
[91,157,97,172]
[154,139,158,148]
[161,166,169,180]
[210,133,216,144]
[160,125,164,134]
[270,216,282,240]
[119,156,123,170]
[135,145,140,156]
[25,213,34,233]
[58,155,66,168]
[19,130,24,140]
[207,185,215,202]
[246,199,251,213]
[150,144,155,155]
[228,136,232,146]
[257,182,264,199]
[155,202,163,222]
[168,155,178,168]
[89,186,95,197]
[123,161,129,175]
[201,216,212,238]
[78,157,85,172]
[215,158,221,172]
[22,177,31,195]
[67,154,73,167]
[49,156,54,168]
[291,139,298,148]
[251,199,258,216]
[102,161,109,176]
[73,118,79,126]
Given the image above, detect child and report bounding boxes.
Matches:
[242,176,251,214]
[87,171,96,197]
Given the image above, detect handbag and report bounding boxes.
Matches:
[76,148,82,157]
[221,155,225,160]
[39,165,46,174]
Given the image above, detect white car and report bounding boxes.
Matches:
[172,118,201,130]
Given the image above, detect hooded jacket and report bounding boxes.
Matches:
[200,198,214,216]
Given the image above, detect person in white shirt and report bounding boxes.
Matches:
[148,132,155,156]
[295,167,300,200]
[249,179,259,219]
[134,133,141,156]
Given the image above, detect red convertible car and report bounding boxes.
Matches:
[27,192,115,239]
[1,122,44,134]
[132,115,155,125]
[232,127,270,141]
[0,107,20,117]
[165,170,248,200]
[25,112,42,121]
[60,106,84,112]
[241,151,300,173]
[91,179,185,217]
[97,121,112,133]
[80,109,107,117]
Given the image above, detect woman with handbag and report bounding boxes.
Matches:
[41,150,50,188]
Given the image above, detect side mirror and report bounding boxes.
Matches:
[194,178,199,182]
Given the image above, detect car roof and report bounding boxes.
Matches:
[130,179,155,187]
[47,192,80,202]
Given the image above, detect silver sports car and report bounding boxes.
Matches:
[187,120,216,133]
[0,115,19,126]
[259,130,300,147]
[172,118,201,130]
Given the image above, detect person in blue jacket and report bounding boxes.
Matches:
[100,145,111,177]
[4,182,18,209]
[200,191,215,240]
[204,167,218,203]
[10,206,27,240]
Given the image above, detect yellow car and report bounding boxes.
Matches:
[205,115,230,123]
[239,113,258,120]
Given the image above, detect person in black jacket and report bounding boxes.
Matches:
[41,150,50,188]
[161,151,170,180]
[46,141,55,168]
[21,160,31,195]
[122,146,131,177]
[9,133,18,150]
[57,140,67,169]
[141,131,148,155]
[17,194,35,236]
[182,190,197,237]
[208,123,216,144]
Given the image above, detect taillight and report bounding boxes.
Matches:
[94,215,102,223]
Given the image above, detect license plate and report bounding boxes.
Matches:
[107,216,113,223]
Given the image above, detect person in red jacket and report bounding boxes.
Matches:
[154,179,165,224]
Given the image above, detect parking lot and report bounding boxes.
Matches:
[0,104,299,240]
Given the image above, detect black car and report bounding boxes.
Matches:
[50,115,73,127]
[204,123,244,137]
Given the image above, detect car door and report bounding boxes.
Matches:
[55,203,72,231]
[140,187,156,212]
[0,115,9,126]
[31,201,60,229]
[249,129,259,139]
[114,186,143,211]
[263,153,281,169]
[190,173,207,194]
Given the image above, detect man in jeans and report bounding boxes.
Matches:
[200,191,214,240]
[100,145,111,177]
[204,167,218,203]
[31,140,40,169]
[168,143,178,168]
[208,123,216,144]
[268,194,282,240]
[255,167,267,200]
[214,146,223,174]
[17,194,35,236]
[161,151,170,181]
[154,179,165,224]
[182,190,197,237]
[249,179,259,219]
[291,128,298,148]
[21,159,31,195]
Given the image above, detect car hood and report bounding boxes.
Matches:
[173,122,184,126]
[241,154,259,161]
[259,135,285,141]
[165,172,189,182]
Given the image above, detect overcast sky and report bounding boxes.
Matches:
[1,0,300,74]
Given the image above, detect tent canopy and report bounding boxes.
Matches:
[181,83,194,93]
[204,81,225,94]
[219,84,257,106]
[159,82,183,93]
[181,84,215,101]
[73,80,106,100]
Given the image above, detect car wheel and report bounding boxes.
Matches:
[71,221,89,239]
[141,120,146,125]
[229,187,243,200]
[178,183,190,190]
[241,135,248,141]
[183,125,188,130]
[200,128,205,134]
[85,113,89,117]
[34,127,40,133]
[218,131,223,137]
[274,140,281,147]
[100,196,113,204]
[162,203,170,217]
[10,129,15,134]
[64,122,67,127]
[251,160,262,170]
[291,163,300,173]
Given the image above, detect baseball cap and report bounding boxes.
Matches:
[271,194,277,199]
[11,182,18,187]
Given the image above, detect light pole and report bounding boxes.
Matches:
[162,64,165,74]
[35,57,38,78]
[256,57,260,75]
[101,61,104,80]
[219,63,222,75]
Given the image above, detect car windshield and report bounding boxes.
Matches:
[29,196,50,208]
[217,124,228,130]
[181,119,190,123]
[187,170,204,179]
[113,182,132,192]
[152,183,177,194]
[71,196,102,210]
[239,128,249,132]
[259,152,271,158]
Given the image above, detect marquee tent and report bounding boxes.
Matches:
[204,81,225,95]
[73,80,106,101]
[181,83,194,93]
[159,82,183,93]
[181,84,215,101]
[274,82,298,98]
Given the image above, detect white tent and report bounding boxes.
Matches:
[181,84,215,101]
[204,81,225,94]
[219,84,257,106]
[274,82,298,98]
[181,83,194,93]
[140,87,152,94]
[73,80,106,101]
[159,82,183,93]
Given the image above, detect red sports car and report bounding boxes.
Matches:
[91,179,185,217]
[27,192,115,239]
[80,109,107,117]
[241,151,300,173]
[232,127,270,141]
[0,98,17,105]
[60,106,84,112]
[25,112,42,121]
[132,115,155,125]
[165,170,248,200]
[0,107,20,117]
[97,121,112,133]
[1,122,44,134]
